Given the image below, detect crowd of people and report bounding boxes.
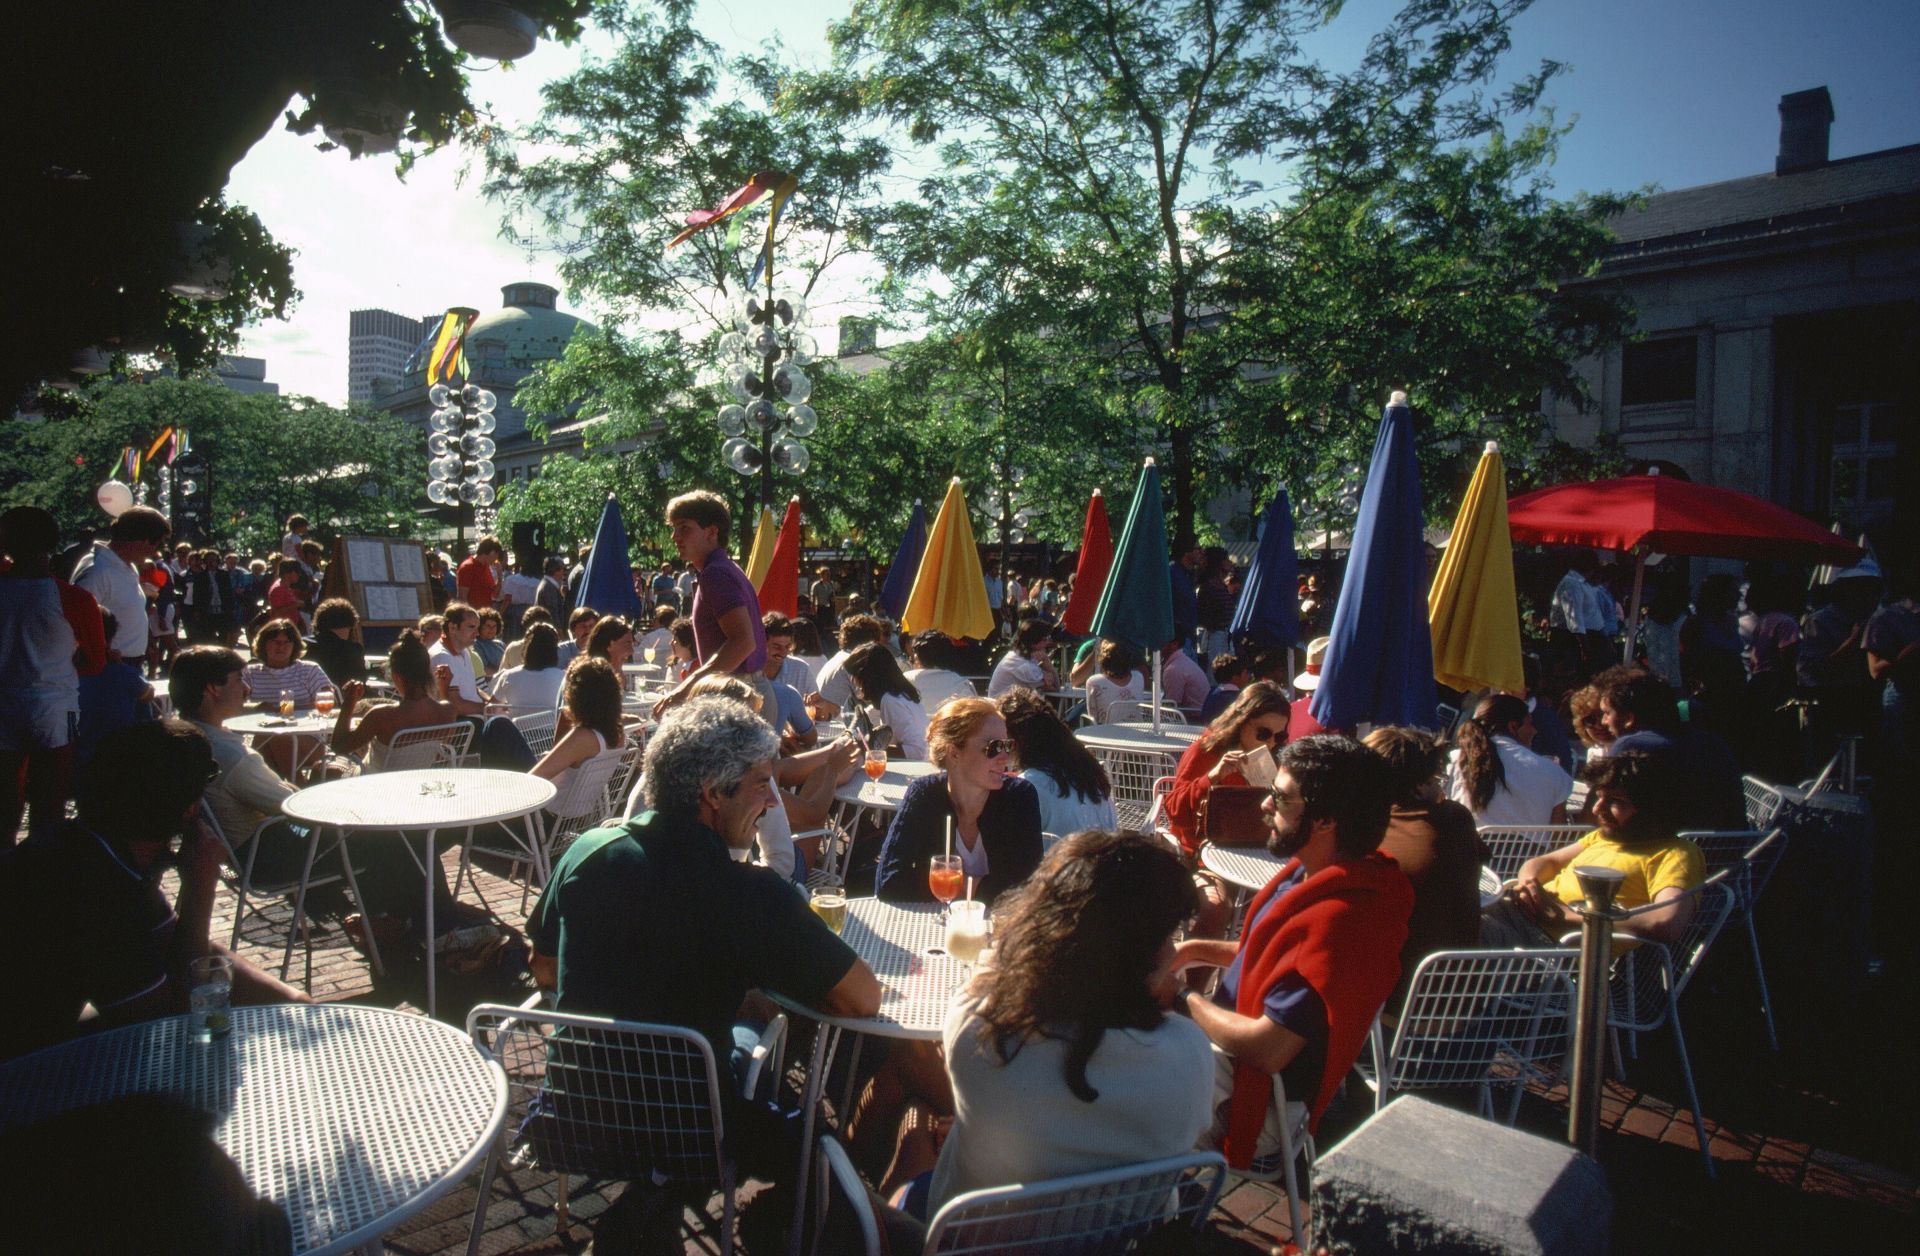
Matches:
[3,482,1916,1250]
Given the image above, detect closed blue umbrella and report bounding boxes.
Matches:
[1229,489,1300,651]
[1091,459,1176,731]
[877,500,928,622]
[578,494,644,621]
[1310,393,1437,731]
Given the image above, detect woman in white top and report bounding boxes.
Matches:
[889,831,1212,1212]
[904,628,983,718]
[999,687,1118,836]
[1083,640,1147,725]
[1445,694,1572,827]
[489,623,566,716]
[535,656,627,787]
[845,642,929,760]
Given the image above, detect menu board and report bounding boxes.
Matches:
[325,536,436,627]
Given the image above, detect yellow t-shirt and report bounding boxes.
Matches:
[1545,831,1705,914]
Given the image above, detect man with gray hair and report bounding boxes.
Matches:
[528,696,880,1183]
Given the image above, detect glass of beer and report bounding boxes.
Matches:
[277,689,295,719]
[809,881,848,935]
[945,900,990,968]
[189,954,233,1042]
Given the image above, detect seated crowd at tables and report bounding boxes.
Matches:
[20,487,1879,1254]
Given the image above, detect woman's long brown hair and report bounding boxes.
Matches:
[970,831,1197,1102]
[1197,680,1291,755]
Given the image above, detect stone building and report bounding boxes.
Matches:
[1549,87,1919,566]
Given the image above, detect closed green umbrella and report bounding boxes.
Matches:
[1091,459,1175,731]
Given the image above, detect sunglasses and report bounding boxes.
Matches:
[980,738,1014,757]
[1249,726,1283,742]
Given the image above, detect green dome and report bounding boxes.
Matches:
[465,282,594,370]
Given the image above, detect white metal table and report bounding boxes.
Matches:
[832,760,938,830]
[225,711,336,781]
[1199,842,1286,893]
[0,1003,507,1255]
[283,769,555,1017]
[771,899,972,1256]
[1079,723,1203,749]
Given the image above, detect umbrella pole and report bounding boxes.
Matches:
[1152,651,1163,734]
[1622,551,1646,665]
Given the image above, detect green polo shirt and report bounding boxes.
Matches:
[530,810,857,1059]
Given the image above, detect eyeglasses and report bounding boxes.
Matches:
[981,738,1014,757]
[1249,725,1283,742]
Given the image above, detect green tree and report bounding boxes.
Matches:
[806,0,1633,548]
[0,379,429,554]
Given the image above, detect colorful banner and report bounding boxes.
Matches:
[426,308,478,387]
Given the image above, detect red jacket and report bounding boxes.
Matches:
[1223,850,1412,1168]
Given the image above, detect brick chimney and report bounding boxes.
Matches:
[1777,87,1834,175]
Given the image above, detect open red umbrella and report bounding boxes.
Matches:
[1507,471,1862,661]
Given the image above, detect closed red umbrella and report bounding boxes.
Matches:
[1060,490,1113,636]
[757,496,804,618]
[1507,471,1862,661]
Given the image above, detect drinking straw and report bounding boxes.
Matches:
[966,876,974,903]
[945,816,953,859]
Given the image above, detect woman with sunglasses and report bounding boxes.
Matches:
[1161,682,1291,939]
[876,697,1042,908]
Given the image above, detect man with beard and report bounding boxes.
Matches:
[1482,750,1704,949]
[1169,734,1412,1170]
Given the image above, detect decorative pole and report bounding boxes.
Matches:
[422,308,496,554]
[1567,865,1626,1157]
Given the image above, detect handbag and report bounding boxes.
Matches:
[1202,785,1271,847]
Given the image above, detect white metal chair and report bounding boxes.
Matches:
[464,1000,786,1256]
[1741,774,1790,829]
[456,744,637,911]
[511,708,559,760]
[202,809,362,985]
[798,817,857,890]
[375,720,474,772]
[814,1143,1228,1256]
[1091,747,1182,834]
[1587,879,1737,1177]
[1681,827,1789,1050]
[1361,949,1581,1125]
[812,1137,885,1256]
[1477,823,1587,882]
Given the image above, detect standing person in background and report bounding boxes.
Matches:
[1168,544,1202,659]
[1,507,106,843]
[279,515,308,559]
[499,555,541,639]
[1196,547,1235,663]
[1159,639,1211,713]
[456,536,503,610]
[1739,572,1802,781]
[536,555,569,622]
[1549,553,1601,675]
[651,491,776,721]
[264,559,308,631]
[184,549,235,646]
[72,505,168,668]
[1639,573,1690,691]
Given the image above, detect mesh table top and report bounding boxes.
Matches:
[782,899,971,1040]
[1076,724,1200,752]
[833,761,939,813]
[1200,842,1286,892]
[0,1004,507,1255]
[283,768,556,829]
[223,713,337,736]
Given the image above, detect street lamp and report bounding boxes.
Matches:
[713,289,818,515]
[425,381,499,541]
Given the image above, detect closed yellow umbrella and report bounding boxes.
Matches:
[1429,441,1524,694]
[743,506,777,588]
[902,477,997,640]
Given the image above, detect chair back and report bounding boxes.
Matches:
[1742,775,1789,829]
[813,1137,884,1256]
[548,745,629,821]
[466,1002,728,1186]
[801,818,857,888]
[1143,776,1177,835]
[923,1151,1228,1255]
[1435,703,1462,736]
[1608,880,1736,1033]
[1679,828,1786,913]
[1088,746,1182,807]
[379,720,473,772]
[1383,949,1580,1100]
[511,709,559,760]
[1477,823,1588,882]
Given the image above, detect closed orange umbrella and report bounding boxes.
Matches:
[758,496,803,617]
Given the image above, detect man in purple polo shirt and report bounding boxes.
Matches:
[653,491,780,724]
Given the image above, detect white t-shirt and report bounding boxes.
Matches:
[929,1000,1214,1210]
[875,692,930,760]
[906,667,977,717]
[1446,736,1574,827]
[71,542,148,659]
[1021,766,1118,838]
[280,531,304,558]
[1084,672,1146,725]
[195,719,295,843]
[500,571,540,610]
[988,652,1046,698]
[491,664,564,715]
[429,643,483,703]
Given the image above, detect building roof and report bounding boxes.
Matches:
[398,282,595,384]
[1607,143,1920,249]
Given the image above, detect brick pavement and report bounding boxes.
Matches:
[191,852,1918,1254]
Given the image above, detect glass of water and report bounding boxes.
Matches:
[189,954,233,1043]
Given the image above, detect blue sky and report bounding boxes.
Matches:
[232,0,1920,402]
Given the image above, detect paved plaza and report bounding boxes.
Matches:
[175,847,1919,1255]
